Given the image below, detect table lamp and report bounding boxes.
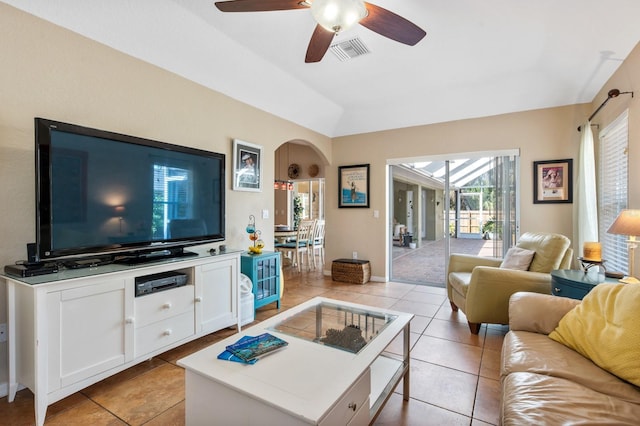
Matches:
[607,209,640,277]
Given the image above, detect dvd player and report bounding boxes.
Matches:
[135,271,188,297]
[4,263,59,278]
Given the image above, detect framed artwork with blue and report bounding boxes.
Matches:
[338,164,370,208]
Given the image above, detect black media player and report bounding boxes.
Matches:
[135,271,188,297]
[4,263,59,278]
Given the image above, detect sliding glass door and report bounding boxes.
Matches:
[492,155,520,257]
[389,151,519,286]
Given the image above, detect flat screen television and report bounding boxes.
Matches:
[35,118,225,263]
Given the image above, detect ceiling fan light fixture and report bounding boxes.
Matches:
[311,0,367,33]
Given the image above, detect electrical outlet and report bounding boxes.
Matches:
[0,323,6,343]
[352,251,358,259]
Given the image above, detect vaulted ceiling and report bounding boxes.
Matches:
[6,0,640,137]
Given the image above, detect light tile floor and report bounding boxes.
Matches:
[0,267,507,425]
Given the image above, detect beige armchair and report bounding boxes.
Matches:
[447,232,573,334]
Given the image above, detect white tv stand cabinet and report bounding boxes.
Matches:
[2,248,242,426]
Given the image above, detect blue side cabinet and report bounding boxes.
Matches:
[551,269,617,300]
[241,251,281,311]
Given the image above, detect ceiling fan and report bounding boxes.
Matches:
[214,0,426,63]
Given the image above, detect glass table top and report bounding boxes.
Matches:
[269,300,398,354]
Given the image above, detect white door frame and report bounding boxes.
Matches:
[387,149,520,283]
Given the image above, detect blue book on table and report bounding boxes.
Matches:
[217,335,258,364]
[224,333,288,362]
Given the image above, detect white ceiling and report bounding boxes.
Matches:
[6,0,640,137]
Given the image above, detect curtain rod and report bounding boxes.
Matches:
[577,89,634,131]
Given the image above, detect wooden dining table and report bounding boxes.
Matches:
[274,228,297,243]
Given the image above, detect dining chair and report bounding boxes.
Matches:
[311,219,325,270]
[275,219,316,272]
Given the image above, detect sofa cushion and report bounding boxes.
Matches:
[502,330,640,403]
[549,283,640,387]
[501,371,640,426]
[499,247,535,270]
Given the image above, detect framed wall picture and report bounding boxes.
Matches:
[233,139,262,192]
[338,164,370,208]
[533,159,573,204]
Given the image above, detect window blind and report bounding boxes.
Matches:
[598,110,629,273]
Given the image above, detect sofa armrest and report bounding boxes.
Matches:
[448,254,502,274]
[508,292,580,334]
[464,267,553,324]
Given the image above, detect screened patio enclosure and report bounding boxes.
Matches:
[390,152,519,285]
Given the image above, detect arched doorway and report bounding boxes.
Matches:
[274,142,327,230]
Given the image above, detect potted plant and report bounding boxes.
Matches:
[409,237,417,249]
[482,217,495,240]
[293,196,303,230]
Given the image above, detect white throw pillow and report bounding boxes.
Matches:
[500,247,535,271]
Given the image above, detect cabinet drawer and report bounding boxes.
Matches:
[135,311,195,357]
[348,398,370,426]
[552,280,595,300]
[320,369,370,426]
[135,285,194,328]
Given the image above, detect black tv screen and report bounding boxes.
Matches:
[35,118,225,261]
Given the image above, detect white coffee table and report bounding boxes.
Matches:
[178,297,413,425]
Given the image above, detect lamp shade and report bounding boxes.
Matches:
[607,210,640,236]
[311,0,367,33]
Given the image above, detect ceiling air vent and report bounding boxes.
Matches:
[329,37,371,61]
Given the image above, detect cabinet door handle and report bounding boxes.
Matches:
[125,317,134,324]
[554,287,561,293]
[163,329,172,336]
[162,303,172,310]
[348,402,357,411]
[195,296,203,302]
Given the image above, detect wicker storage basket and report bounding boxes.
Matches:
[331,259,371,284]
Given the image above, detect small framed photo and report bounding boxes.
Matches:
[233,139,262,192]
[533,159,573,204]
[338,164,370,208]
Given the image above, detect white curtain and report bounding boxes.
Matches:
[574,121,599,262]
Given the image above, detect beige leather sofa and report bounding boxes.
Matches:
[501,292,640,424]
[447,232,572,333]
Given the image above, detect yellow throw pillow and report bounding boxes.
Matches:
[549,283,640,386]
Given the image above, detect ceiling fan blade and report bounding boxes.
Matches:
[305,25,335,63]
[215,0,308,13]
[360,2,426,46]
